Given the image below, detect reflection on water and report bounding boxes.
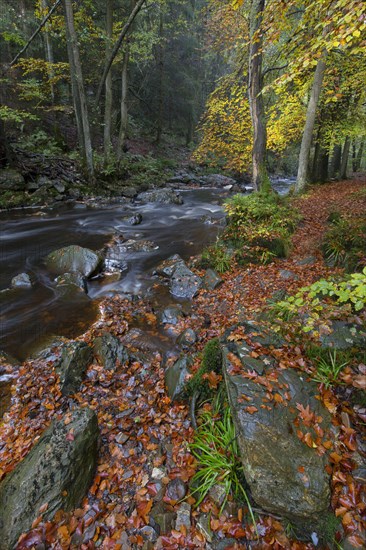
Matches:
[0,189,226,360]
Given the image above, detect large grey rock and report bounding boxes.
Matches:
[0,169,25,190]
[137,189,183,205]
[160,306,184,325]
[57,341,93,395]
[222,324,331,527]
[320,321,366,350]
[93,332,128,370]
[11,273,32,289]
[170,263,202,300]
[55,271,87,293]
[200,174,237,188]
[154,254,184,278]
[165,356,193,401]
[0,407,98,550]
[46,245,102,278]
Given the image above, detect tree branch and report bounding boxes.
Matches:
[10,0,62,67]
[262,64,288,77]
[95,0,146,105]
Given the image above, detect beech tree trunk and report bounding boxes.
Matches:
[63,0,94,180]
[117,50,129,161]
[330,144,342,178]
[340,136,350,180]
[103,0,113,160]
[355,139,364,171]
[248,0,269,192]
[295,53,327,193]
[40,0,55,103]
[156,11,165,145]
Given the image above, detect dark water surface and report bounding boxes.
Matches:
[0,189,226,360]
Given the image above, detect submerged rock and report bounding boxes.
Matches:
[93,332,129,370]
[11,273,32,289]
[222,323,331,527]
[46,245,102,278]
[0,407,98,550]
[55,271,87,293]
[57,341,93,395]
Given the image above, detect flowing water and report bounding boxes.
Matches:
[0,189,226,361]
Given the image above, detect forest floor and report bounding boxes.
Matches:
[0,177,365,549]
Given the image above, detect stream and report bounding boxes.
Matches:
[0,188,227,361]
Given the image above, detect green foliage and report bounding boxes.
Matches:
[223,192,298,264]
[190,398,255,525]
[271,268,366,335]
[184,338,222,399]
[17,130,63,156]
[200,243,232,273]
[311,350,349,388]
[0,105,38,124]
[322,215,366,272]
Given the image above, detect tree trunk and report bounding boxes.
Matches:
[330,144,342,178]
[117,50,129,161]
[63,0,94,180]
[103,0,113,161]
[156,11,164,145]
[41,0,55,103]
[355,139,364,171]
[248,0,269,192]
[340,136,350,180]
[295,52,327,193]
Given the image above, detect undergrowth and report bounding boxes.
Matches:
[184,338,222,399]
[322,214,366,272]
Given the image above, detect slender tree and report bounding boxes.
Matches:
[103,0,114,160]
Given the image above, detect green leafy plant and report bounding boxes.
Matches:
[17,130,63,156]
[190,399,256,528]
[201,243,232,273]
[312,350,349,388]
[322,216,366,272]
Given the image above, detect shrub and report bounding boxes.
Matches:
[322,215,366,272]
[184,338,222,399]
[200,243,232,273]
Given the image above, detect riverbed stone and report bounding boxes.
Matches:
[160,306,184,325]
[177,328,197,349]
[149,502,176,535]
[165,356,193,401]
[203,268,223,290]
[57,341,93,395]
[93,332,129,370]
[11,272,32,289]
[222,324,331,527]
[175,502,191,531]
[0,168,25,190]
[0,407,98,550]
[137,189,183,205]
[170,263,202,299]
[55,271,87,293]
[154,254,184,278]
[46,245,102,278]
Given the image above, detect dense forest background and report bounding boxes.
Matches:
[0,0,365,191]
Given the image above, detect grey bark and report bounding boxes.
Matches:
[295,53,327,193]
[117,50,129,160]
[63,0,94,180]
[355,139,364,171]
[96,0,146,106]
[41,0,55,103]
[156,10,165,144]
[330,144,342,178]
[103,0,113,160]
[340,136,351,179]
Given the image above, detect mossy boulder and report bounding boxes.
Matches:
[0,407,98,550]
[93,332,129,370]
[45,245,102,278]
[57,341,93,395]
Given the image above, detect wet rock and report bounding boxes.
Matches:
[11,272,32,289]
[165,478,187,501]
[320,321,366,350]
[200,174,237,188]
[140,525,158,543]
[203,268,223,290]
[160,306,184,325]
[0,407,98,550]
[46,245,102,278]
[223,325,331,527]
[57,341,93,395]
[209,484,227,507]
[137,189,183,205]
[0,168,25,190]
[149,503,176,535]
[118,185,138,198]
[120,328,161,363]
[279,269,298,280]
[177,328,197,349]
[154,254,184,278]
[165,356,192,401]
[93,332,128,370]
[122,212,142,225]
[55,271,87,293]
[170,263,202,299]
[175,502,191,531]
[196,514,213,542]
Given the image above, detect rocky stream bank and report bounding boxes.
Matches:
[0,178,365,550]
